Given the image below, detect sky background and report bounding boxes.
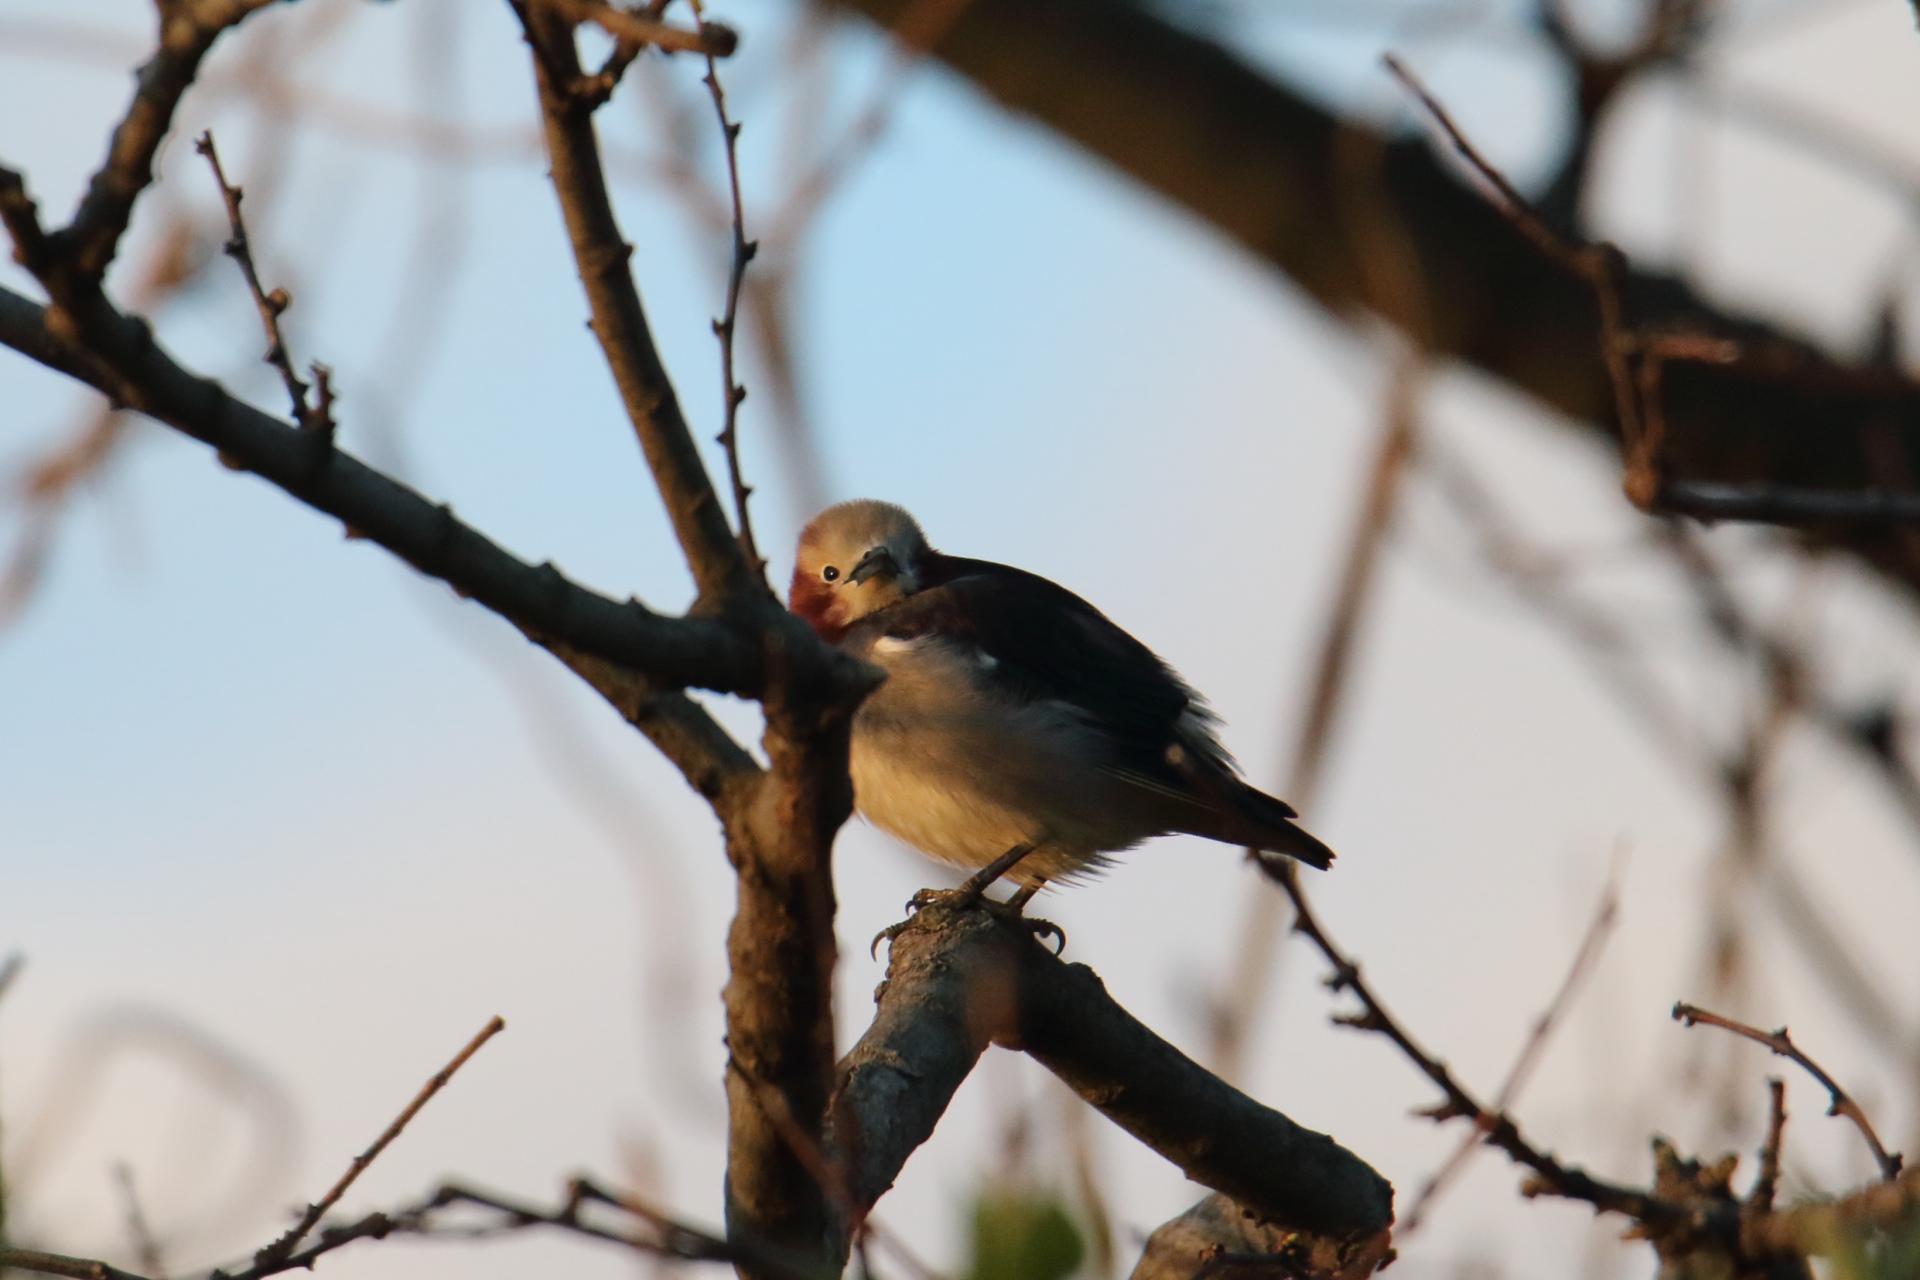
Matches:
[6,1,1920,1277]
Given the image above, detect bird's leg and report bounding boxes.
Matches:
[955,842,1040,901]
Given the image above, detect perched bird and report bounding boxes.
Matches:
[788,500,1335,896]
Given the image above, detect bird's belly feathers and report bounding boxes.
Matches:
[848,637,1151,884]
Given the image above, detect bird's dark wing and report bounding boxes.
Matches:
[875,554,1204,784]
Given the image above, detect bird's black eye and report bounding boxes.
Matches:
[822,565,840,582]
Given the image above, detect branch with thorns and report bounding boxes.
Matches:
[1672,1002,1903,1181]
[194,132,334,444]
[253,1015,505,1268]
[1253,856,1672,1225]
[692,0,765,576]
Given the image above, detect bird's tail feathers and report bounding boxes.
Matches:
[1166,775,1336,870]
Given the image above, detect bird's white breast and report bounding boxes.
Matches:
[846,632,1147,883]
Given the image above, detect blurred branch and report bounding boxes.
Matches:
[540,0,739,57]
[1402,857,1623,1232]
[1672,1002,1903,1181]
[1751,1078,1787,1215]
[818,0,1920,601]
[1210,122,1433,1084]
[1534,0,1714,233]
[112,1164,167,1280]
[1256,856,1668,1223]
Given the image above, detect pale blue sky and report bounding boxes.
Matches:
[6,1,1920,1276]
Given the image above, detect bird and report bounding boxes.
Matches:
[788,499,1336,903]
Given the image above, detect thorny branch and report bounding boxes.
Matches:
[194,131,334,441]
[254,1016,505,1267]
[694,0,766,576]
[1671,1002,1903,1182]
[0,1175,824,1280]
[1253,856,1671,1225]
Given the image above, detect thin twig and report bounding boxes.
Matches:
[1402,853,1624,1231]
[1254,856,1673,1223]
[194,132,334,443]
[691,0,764,578]
[254,1015,505,1266]
[1671,1002,1902,1181]
[0,954,23,1005]
[1750,1078,1787,1213]
[111,1164,166,1280]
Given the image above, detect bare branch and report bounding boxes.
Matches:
[1257,858,1671,1224]
[111,1164,167,1280]
[194,131,334,441]
[1750,1078,1787,1215]
[0,281,854,703]
[49,0,283,284]
[256,1016,506,1267]
[514,2,759,606]
[838,902,1393,1243]
[694,2,765,576]
[1671,1003,1902,1181]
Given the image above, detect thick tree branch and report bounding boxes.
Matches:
[509,15,866,1274]
[833,902,1394,1254]
[0,279,805,700]
[51,0,282,285]
[823,0,1920,596]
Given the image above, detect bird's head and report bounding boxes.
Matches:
[788,499,930,641]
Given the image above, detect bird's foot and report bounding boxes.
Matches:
[869,870,1066,958]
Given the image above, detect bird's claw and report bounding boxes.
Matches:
[1021,915,1067,955]
[871,888,1067,959]
[870,917,916,960]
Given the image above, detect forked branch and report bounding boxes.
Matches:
[1671,1002,1903,1181]
[194,131,334,441]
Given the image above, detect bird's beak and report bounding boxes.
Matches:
[847,546,899,585]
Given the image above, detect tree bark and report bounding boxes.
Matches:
[831,902,1393,1260]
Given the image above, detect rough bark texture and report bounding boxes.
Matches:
[1129,1193,1320,1280]
[831,903,1394,1251]
[825,0,1920,597]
